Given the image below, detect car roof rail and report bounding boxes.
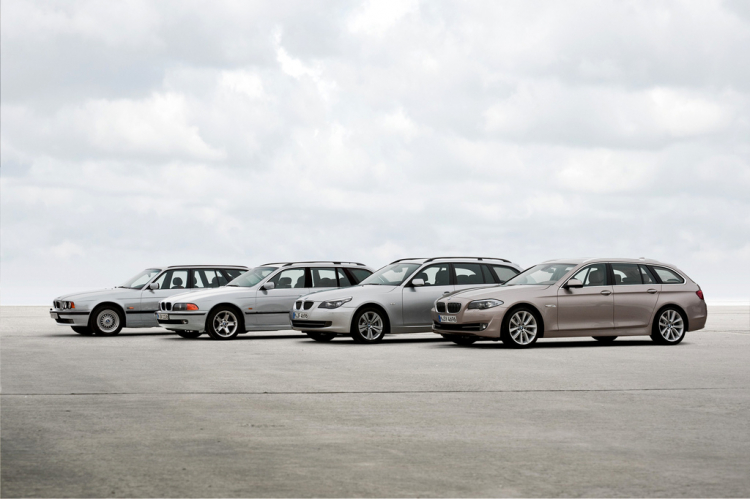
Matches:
[425,256,512,263]
[389,257,429,264]
[260,261,367,267]
[167,264,248,268]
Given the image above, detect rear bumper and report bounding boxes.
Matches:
[155,312,206,331]
[50,309,90,326]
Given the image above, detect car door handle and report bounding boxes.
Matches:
[443,291,450,294]
[647,289,658,294]
[600,290,612,295]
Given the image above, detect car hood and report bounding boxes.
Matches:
[54,288,137,302]
[446,284,553,301]
[166,286,251,303]
[299,284,399,301]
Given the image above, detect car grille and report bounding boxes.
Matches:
[160,302,172,311]
[292,320,332,328]
[303,301,314,310]
[447,303,461,313]
[436,302,446,313]
[434,322,486,332]
[295,301,302,310]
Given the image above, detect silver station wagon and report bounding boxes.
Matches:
[157,261,374,340]
[290,257,523,343]
[50,265,248,336]
[431,258,707,348]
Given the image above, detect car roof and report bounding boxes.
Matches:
[389,256,515,265]
[541,258,674,266]
[259,261,368,267]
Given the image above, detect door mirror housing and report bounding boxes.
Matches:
[565,278,583,289]
[261,281,275,291]
[148,282,160,290]
[411,278,425,287]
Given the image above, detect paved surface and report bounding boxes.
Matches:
[2,305,749,497]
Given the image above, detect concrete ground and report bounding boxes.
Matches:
[1,305,749,498]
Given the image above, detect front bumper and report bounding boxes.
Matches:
[155,311,206,331]
[289,306,355,334]
[50,308,90,326]
[430,307,505,339]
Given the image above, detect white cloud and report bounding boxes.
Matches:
[1,0,749,304]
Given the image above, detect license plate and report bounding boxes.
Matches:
[158,313,169,320]
[50,312,58,319]
[293,312,309,320]
[439,315,457,323]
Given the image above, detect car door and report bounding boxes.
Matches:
[453,263,498,292]
[140,269,191,327]
[255,267,310,327]
[402,263,454,325]
[611,263,661,330]
[557,263,614,333]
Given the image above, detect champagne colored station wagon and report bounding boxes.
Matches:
[432,258,707,348]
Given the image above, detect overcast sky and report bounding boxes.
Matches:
[2,0,749,304]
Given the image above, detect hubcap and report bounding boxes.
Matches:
[213,311,238,337]
[509,311,537,345]
[97,310,120,333]
[659,310,684,342]
[358,312,383,341]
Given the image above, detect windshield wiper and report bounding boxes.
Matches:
[226,284,239,287]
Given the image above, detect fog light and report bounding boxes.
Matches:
[480,323,488,330]
[181,320,188,324]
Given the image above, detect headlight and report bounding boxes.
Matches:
[318,297,352,309]
[467,299,504,310]
[173,303,199,311]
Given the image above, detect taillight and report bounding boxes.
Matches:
[696,290,704,300]
[186,303,199,311]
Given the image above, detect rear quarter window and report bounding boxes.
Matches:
[491,265,520,283]
[651,266,685,284]
[348,268,372,284]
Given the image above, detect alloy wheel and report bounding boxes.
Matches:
[658,309,685,342]
[213,311,238,338]
[509,310,537,345]
[96,310,120,334]
[358,311,384,341]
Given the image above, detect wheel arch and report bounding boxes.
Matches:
[90,301,126,325]
[503,302,546,337]
[351,302,391,331]
[205,302,245,330]
[651,303,690,332]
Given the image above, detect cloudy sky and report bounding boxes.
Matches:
[2,0,749,304]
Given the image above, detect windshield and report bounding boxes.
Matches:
[504,263,577,286]
[360,263,421,286]
[120,268,162,289]
[227,267,277,287]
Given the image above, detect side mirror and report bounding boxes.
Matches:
[411,278,425,287]
[261,281,275,291]
[149,282,160,290]
[564,278,583,289]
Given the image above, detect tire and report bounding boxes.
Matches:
[206,307,242,340]
[89,306,124,336]
[306,332,335,342]
[176,331,202,339]
[500,307,540,348]
[448,335,478,346]
[350,307,388,343]
[651,307,687,345]
[71,326,94,335]
[593,336,618,343]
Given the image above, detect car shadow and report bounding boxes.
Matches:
[42,331,176,338]
[435,338,668,349]
[163,334,308,341]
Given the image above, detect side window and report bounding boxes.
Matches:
[337,268,353,287]
[154,270,189,289]
[570,264,607,287]
[491,265,519,284]
[453,263,484,285]
[191,270,207,288]
[412,264,451,286]
[214,270,228,286]
[192,269,222,288]
[222,268,244,280]
[349,268,372,284]
[481,265,496,283]
[639,265,657,284]
[611,263,642,285]
[651,266,685,284]
[311,267,338,288]
[269,268,306,289]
